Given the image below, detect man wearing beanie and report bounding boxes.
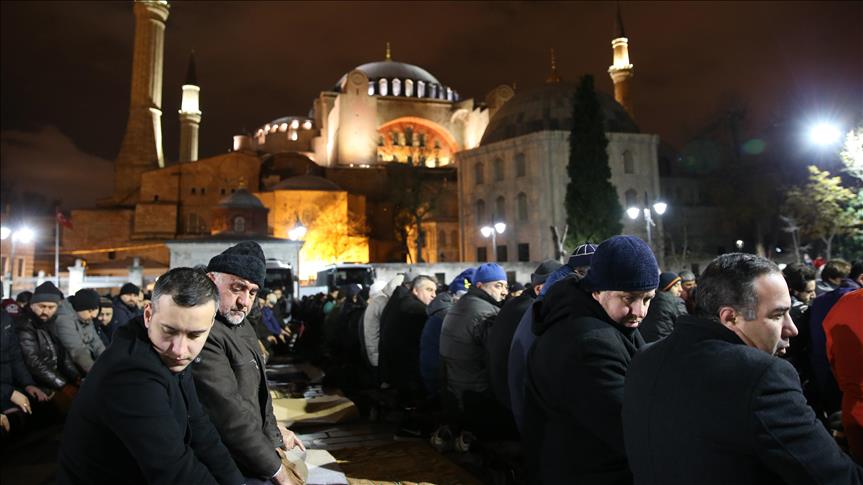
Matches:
[488,259,562,413]
[638,272,685,343]
[53,288,106,374]
[112,282,142,328]
[524,235,659,484]
[623,253,862,484]
[14,282,80,398]
[94,297,115,347]
[440,262,509,440]
[194,241,306,485]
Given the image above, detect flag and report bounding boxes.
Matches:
[56,210,73,230]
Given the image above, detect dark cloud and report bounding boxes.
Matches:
[2,1,861,209]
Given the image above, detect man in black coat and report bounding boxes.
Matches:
[524,235,659,485]
[638,271,685,343]
[57,268,244,485]
[487,259,561,412]
[623,253,863,485]
[196,242,305,485]
[112,282,143,327]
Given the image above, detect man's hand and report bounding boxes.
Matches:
[25,385,49,402]
[10,390,31,414]
[271,464,303,485]
[277,423,306,452]
[267,335,278,344]
[0,414,9,432]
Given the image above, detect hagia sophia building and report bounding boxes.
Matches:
[64,0,665,279]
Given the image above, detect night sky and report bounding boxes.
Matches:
[2,1,861,210]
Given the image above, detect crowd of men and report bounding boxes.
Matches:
[1,237,861,484]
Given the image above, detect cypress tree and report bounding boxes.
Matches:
[565,75,623,245]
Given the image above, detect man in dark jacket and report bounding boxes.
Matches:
[380,275,437,404]
[195,242,305,485]
[58,267,244,485]
[2,307,49,415]
[524,235,659,485]
[112,282,142,327]
[623,253,862,484]
[638,271,685,343]
[14,282,80,395]
[488,259,561,412]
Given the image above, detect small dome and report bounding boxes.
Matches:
[271,175,342,192]
[217,189,266,209]
[481,82,639,145]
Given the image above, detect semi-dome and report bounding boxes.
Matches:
[333,59,460,101]
[271,175,342,192]
[216,188,266,209]
[480,82,639,145]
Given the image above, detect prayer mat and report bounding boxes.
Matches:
[330,441,482,485]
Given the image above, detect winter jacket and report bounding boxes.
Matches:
[439,286,501,409]
[1,309,36,409]
[54,299,106,374]
[112,297,142,327]
[362,275,403,367]
[637,290,684,343]
[809,287,855,415]
[488,286,536,411]
[57,317,244,485]
[623,314,863,485]
[260,307,282,336]
[524,277,644,485]
[419,292,455,396]
[14,311,80,390]
[380,291,428,396]
[192,315,284,479]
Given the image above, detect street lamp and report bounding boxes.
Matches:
[1,225,36,291]
[480,221,506,261]
[626,193,667,249]
[287,216,307,241]
[808,122,842,147]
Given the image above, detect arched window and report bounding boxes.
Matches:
[438,230,446,247]
[446,87,453,101]
[233,216,246,233]
[623,151,634,174]
[476,199,486,225]
[625,189,638,208]
[515,153,526,177]
[368,81,375,95]
[405,79,414,97]
[417,80,426,98]
[493,158,504,181]
[392,78,402,96]
[475,162,484,185]
[496,196,506,222]
[378,78,388,96]
[517,193,528,221]
[430,83,438,99]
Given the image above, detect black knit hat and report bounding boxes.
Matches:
[531,260,564,286]
[207,241,266,288]
[30,281,64,305]
[119,283,141,296]
[70,289,100,312]
[584,235,659,292]
[99,297,113,309]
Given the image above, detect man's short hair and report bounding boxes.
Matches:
[821,259,851,281]
[411,275,437,290]
[151,267,220,313]
[850,260,863,282]
[695,253,780,321]
[782,263,816,293]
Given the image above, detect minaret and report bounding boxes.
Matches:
[546,48,561,84]
[178,51,201,162]
[608,3,635,118]
[112,0,169,204]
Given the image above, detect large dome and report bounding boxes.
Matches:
[481,83,639,145]
[333,59,459,101]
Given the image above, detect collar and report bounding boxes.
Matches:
[676,314,746,346]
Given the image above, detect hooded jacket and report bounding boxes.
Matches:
[14,310,80,390]
[192,314,284,479]
[439,286,501,409]
[419,291,456,396]
[524,277,644,485]
[57,317,244,485]
[362,275,403,367]
[54,299,106,374]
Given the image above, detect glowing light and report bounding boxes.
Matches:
[494,222,506,234]
[653,202,667,215]
[480,226,493,238]
[809,122,842,147]
[180,85,200,113]
[288,218,307,241]
[626,207,640,220]
[736,240,744,250]
[0,226,10,240]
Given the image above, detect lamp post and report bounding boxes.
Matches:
[627,193,667,250]
[480,221,506,262]
[1,225,35,293]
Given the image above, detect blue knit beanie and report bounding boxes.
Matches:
[472,263,507,284]
[584,236,659,292]
[449,268,476,294]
